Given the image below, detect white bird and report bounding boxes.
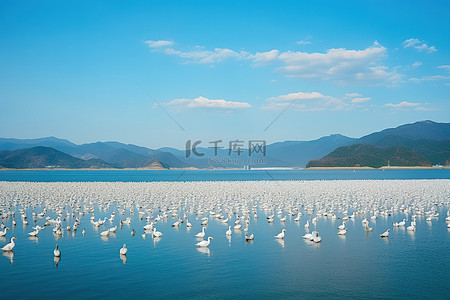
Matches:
[0,227,9,237]
[245,234,254,241]
[364,225,373,232]
[120,244,128,255]
[2,237,17,251]
[234,224,242,230]
[275,228,287,239]
[54,244,61,257]
[407,223,415,231]
[338,222,346,230]
[186,219,192,228]
[196,236,214,247]
[28,228,39,236]
[226,226,232,236]
[100,230,109,236]
[109,226,117,233]
[195,227,206,238]
[302,233,312,239]
[380,229,390,238]
[313,231,322,243]
[338,228,348,235]
[152,228,163,238]
[304,220,309,228]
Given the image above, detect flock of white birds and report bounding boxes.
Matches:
[0,180,449,258]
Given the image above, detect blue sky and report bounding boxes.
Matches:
[0,0,449,149]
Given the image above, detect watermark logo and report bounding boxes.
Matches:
[185,139,267,165]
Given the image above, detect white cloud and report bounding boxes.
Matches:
[345,93,362,97]
[263,91,346,111]
[437,65,450,71]
[411,61,422,68]
[385,101,421,108]
[273,42,401,85]
[402,38,437,53]
[166,96,251,109]
[145,40,402,85]
[249,50,279,64]
[351,97,371,103]
[409,75,450,83]
[163,47,244,64]
[144,40,173,48]
[296,40,311,45]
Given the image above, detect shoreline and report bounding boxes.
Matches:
[0,166,449,171]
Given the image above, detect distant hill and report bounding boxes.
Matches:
[0,138,185,169]
[1,120,448,169]
[266,134,357,167]
[0,146,111,169]
[306,144,431,168]
[358,120,450,144]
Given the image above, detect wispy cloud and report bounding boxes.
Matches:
[296,40,311,45]
[402,38,437,53]
[166,96,251,109]
[162,47,245,64]
[385,101,420,108]
[409,75,450,83]
[411,61,422,68]
[144,40,402,85]
[262,91,346,111]
[437,65,450,71]
[144,40,173,48]
[351,97,371,103]
[385,101,433,111]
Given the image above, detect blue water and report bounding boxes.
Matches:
[0,172,449,299]
[0,169,449,182]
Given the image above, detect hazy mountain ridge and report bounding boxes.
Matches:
[1,120,448,169]
[306,144,431,168]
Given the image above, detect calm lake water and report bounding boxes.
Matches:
[0,168,449,182]
[0,171,449,299]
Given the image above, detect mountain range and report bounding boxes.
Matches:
[0,120,449,169]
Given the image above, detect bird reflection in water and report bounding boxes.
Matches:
[196,247,210,256]
[2,251,15,264]
[54,256,61,268]
[120,254,127,265]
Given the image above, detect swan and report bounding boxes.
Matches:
[226,226,232,236]
[28,228,39,236]
[201,218,208,226]
[280,216,286,222]
[131,229,135,236]
[407,223,415,231]
[195,227,206,238]
[302,233,312,239]
[313,232,322,243]
[364,225,373,232]
[338,228,348,235]
[82,228,86,235]
[120,244,128,255]
[380,229,390,238]
[143,223,154,231]
[304,220,309,228]
[234,224,242,230]
[109,226,117,233]
[2,237,17,251]
[338,222,346,230]
[186,220,192,228]
[100,230,109,236]
[245,234,254,241]
[152,228,163,238]
[0,227,9,237]
[275,228,286,239]
[54,245,61,257]
[196,236,213,247]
